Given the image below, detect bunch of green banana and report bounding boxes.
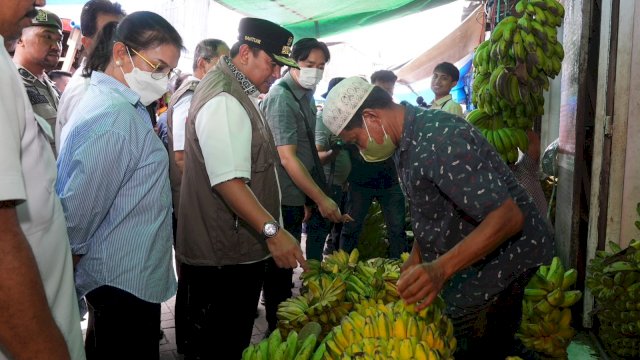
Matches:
[470,0,565,163]
[466,109,530,162]
[317,299,456,360]
[517,256,582,358]
[586,235,640,358]
[242,325,323,360]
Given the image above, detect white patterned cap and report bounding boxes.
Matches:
[322,76,374,135]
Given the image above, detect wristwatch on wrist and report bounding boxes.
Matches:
[262,220,280,238]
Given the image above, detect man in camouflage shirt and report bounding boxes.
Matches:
[322,77,554,359]
[13,9,63,154]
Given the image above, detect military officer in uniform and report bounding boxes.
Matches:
[13,9,63,154]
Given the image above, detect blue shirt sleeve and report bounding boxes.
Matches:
[56,128,131,255]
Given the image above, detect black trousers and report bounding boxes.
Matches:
[181,260,266,360]
[453,268,538,360]
[263,205,303,331]
[85,285,161,360]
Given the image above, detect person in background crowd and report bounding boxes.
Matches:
[511,129,552,230]
[156,72,189,149]
[315,77,352,255]
[56,0,125,153]
[338,72,408,259]
[261,37,344,336]
[56,11,182,359]
[176,17,306,359]
[48,69,72,93]
[323,77,554,359]
[0,0,85,358]
[165,37,228,355]
[168,39,229,187]
[370,69,397,96]
[429,61,464,116]
[13,9,63,154]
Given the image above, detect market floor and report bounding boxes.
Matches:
[79,239,307,360]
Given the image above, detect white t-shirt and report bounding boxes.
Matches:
[172,92,194,151]
[195,92,253,186]
[0,36,85,360]
[195,91,282,222]
[55,66,90,153]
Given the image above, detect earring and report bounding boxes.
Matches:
[115,60,122,66]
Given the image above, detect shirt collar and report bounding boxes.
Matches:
[222,55,259,96]
[90,71,141,106]
[432,94,453,106]
[16,66,39,84]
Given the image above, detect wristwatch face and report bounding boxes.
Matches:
[264,222,279,237]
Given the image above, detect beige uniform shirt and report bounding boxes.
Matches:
[430,94,464,117]
[16,67,59,153]
[1,37,85,360]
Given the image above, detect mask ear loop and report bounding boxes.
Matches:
[362,116,373,139]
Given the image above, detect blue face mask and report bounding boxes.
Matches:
[359,118,396,162]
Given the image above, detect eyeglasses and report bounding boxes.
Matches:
[129,47,178,80]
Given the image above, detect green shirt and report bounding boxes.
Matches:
[262,72,317,206]
[315,110,351,185]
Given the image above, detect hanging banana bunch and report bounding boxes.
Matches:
[468,0,565,163]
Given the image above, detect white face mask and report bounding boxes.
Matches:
[297,67,324,89]
[119,49,169,106]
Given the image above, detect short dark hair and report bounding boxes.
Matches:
[370,70,397,84]
[229,41,262,59]
[343,85,394,131]
[433,62,459,82]
[80,0,125,38]
[84,11,184,77]
[48,70,72,81]
[192,39,227,71]
[291,38,330,64]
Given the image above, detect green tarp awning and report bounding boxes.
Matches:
[214,0,455,39]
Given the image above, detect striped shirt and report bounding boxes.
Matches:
[56,71,176,308]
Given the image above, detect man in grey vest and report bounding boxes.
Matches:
[165,37,228,355]
[176,18,305,359]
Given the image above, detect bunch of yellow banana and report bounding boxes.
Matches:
[316,299,456,360]
[278,276,351,337]
[241,327,322,360]
[517,256,582,358]
[470,0,565,163]
[321,249,354,274]
[301,249,361,287]
[289,250,407,338]
[585,237,640,358]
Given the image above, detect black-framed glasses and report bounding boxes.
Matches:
[129,47,177,80]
